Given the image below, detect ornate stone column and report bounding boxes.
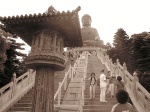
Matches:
[0,6,82,112]
[26,30,65,112]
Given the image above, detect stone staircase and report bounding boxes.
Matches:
[7,59,71,112]
[6,54,118,112]
[83,54,117,112]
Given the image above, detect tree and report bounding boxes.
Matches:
[0,32,27,87]
[107,28,130,66]
[0,29,9,72]
[0,28,10,87]
[130,32,150,72]
[105,42,112,50]
[130,32,150,92]
[113,28,130,64]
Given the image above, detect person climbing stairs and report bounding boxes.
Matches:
[83,53,117,112]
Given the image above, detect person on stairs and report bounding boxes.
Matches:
[87,72,97,99]
[99,69,107,102]
[105,71,111,95]
[111,90,134,112]
[116,76,125,92]
[116,76,133,105]
[109,73,117,98]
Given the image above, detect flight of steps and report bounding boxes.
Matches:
[7,59,72,112]
[83,54,117,112]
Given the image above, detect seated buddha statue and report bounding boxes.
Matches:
[81,14,103,47]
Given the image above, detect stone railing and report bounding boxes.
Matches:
[54,51,88,112]
[67,47,106,55]
[97,50,150,112]
[0,69,36,112]
[54,65,72,104]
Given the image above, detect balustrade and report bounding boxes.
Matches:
[97,48,150,112]
[2,46,149,112]
[0,69,35,112]
[54,51,88,111]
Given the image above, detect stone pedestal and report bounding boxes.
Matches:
[32,67,54,112]
[25,30,66,112]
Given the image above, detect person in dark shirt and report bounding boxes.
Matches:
[87,73,96,99]
[111,90,134,112]
[116,76,125,92]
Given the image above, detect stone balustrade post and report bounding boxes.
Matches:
[69,66,72,79]
[103,53,106,63]
[71,67,73,79]
[58,82,62,105]
[11,73,17,97]
[116,59,120,77]
[71,67,73,78]
[133,71,139,100]
[123,63,127,84]
[82,84,85,105]
[28,69,31,83]
[64,72,68,91]
[109,59,112,72]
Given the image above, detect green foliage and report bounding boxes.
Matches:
[0,29,9,72]
[0,32,27,87]
[113,28,129,49]
[108,30,150,92]
[105,42,112,50]
[107,28,130,65]
[130,33,150,72]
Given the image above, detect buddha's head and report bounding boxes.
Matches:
[82,14,92,27]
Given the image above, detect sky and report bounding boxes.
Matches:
[0,0,150,54]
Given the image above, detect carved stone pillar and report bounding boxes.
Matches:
[26,30,65,112]
[0,5,82,112]
[32,67,54,112]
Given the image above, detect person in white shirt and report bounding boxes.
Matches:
[99,69,107,102]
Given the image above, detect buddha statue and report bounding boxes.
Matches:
[81,14,103,47]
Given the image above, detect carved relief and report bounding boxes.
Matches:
[42,34,53,52]
[31,35,40,52]
[56,37,60,53]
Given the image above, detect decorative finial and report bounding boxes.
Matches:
[13,73,16,77]
[46,5,57,14]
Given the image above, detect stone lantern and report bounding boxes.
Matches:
[0,6,83,112]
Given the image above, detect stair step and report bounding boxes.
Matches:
[83,105,113,109]
[9,111,30,112]
[7,61,71,112]
[83,109,111,112]
[83,55,116,112]
[14,103,32,107]
[10,107,31,111]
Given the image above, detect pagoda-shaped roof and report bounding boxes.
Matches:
[0,6,83,47]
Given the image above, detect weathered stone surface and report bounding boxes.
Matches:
[32,67,54,112]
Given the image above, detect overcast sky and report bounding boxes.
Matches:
[0,0,150,53]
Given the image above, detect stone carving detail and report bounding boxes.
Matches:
[42,34,53,52]
[32,36,40,52]
[27,30,65,70]
[26,55,65,64]
[56,38,60,53]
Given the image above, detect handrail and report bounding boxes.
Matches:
[0,69,35,112]
[54,51,88,112]
[54,65,71,100]
[54,54,81,104]
[97,48,150,112]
